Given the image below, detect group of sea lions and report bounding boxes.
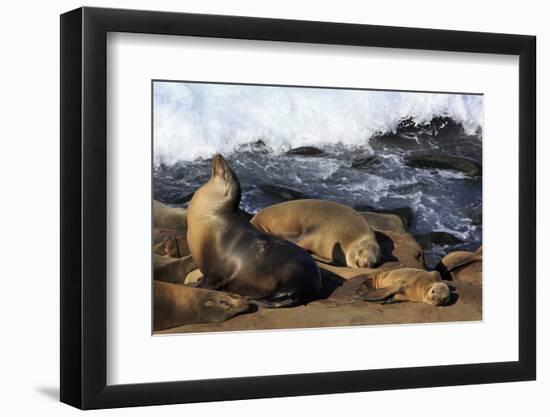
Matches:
[153,154,481,331]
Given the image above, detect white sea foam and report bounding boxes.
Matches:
[154,82,483,164]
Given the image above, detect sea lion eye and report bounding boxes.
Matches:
[219,300,230,308]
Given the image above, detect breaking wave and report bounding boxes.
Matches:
[153,82,483,164]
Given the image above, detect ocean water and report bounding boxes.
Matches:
[153,82,483,265]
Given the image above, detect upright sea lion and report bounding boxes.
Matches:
[358,268,453,306]
[187,155,322,308]
[251,199,381,268]
[154,281,250,331]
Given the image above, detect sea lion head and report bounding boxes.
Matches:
[162,236,180,257]
[424,282,451,306]
[346,239,381,268]
[200,154,241,212]
[199,292,250,322]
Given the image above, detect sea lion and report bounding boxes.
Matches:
[436,249,482,285]
[358,268,453,306]
[251,199,381,268]
[153,200,187,231]
[187,154,322,307]
[153,254,197,284]
[153,235,189,258]
[154,281,250,331]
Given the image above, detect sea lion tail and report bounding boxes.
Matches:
[248,292,301,308]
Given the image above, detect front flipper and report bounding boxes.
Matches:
[195,274,224,290]
[360,285,401,302]
[248,291,301,308]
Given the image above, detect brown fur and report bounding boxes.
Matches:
[153,235,189,258]
[358,268,452,306]
[154,281,249,331]
[153,201,187,232]
[251,199,380,268]
[154,254,197,284]
[187,155,322,308]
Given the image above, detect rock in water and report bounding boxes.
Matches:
[415,231,464,248]
[404,152,482,177]
[259,184,304,201]
[285,146,324,156]
[351,154,382,169]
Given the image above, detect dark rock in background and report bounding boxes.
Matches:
[286,146,324,156]
[404,152,482,177]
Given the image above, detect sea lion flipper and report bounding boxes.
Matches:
[360,285,401,302]
[248,292,301,308]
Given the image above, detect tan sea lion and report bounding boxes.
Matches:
[153,235,189,258]
[436,248,482,285]
[154,281,250,331]
[153,254,197,284]
[152,201,187,231]
[251,199,381,268]
[358,268,453,306]
[187,155,322,308]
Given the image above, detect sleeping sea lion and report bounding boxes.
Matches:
[436,248,482,285]
[358,268,453,306]
[250,199,381,268]
[152,201,187,232]
[153,254,197,284]
[153,235,189,258]
[154,281,250,331]
[187,154,322,308]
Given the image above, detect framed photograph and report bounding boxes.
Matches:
[60,6,536,409]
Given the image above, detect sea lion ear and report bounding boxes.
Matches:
[204,300,215,308]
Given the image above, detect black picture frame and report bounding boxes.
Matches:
[60,6,536,410]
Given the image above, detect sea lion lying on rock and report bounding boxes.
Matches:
[154,281,250,331]
[154,254,197,284]
[357,268,453,306]
[251,199,381,268]
[153,200,187,231]
[153,235,189,258]
[436,248,482,285]
[187,154,322,308]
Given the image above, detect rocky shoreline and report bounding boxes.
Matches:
[153,201,482,334]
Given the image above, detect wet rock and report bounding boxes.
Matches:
[468,205,482,226]
[404,152,482,177]
[415,231,464,248]
[259,184,304,201]
[351,154,382,169]
[286,146,324,156]
[370,133,425,152]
